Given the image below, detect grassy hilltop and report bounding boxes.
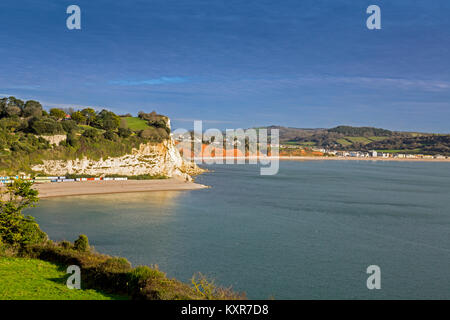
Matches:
[0,257,126,300]
[0,96,171,175]
[263,125,450,155]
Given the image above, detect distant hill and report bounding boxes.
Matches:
[258,125,450,155]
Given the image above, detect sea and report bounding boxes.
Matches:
[27,160,450,299]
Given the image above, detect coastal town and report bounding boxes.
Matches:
[306,147,449,160]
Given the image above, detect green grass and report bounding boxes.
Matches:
[344,136,372,144]
[336,138,352,146]
[367,136,389,141]
[123,117,151,131]
[0,257,127,300]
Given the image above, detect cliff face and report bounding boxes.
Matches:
[31,138,203,181]
[37,135,67,146]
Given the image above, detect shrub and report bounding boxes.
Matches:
[103,130,118,141]
[65,132,79,147]
[118,127,132,138]
[31,117,64,135]
[74,234,90,252]
[61,120,78,133]
[82,128,100,140]
[100,257,132,272]
[60,240,73,249]
[139,127,168,141]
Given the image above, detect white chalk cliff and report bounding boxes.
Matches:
[31,138,203,181]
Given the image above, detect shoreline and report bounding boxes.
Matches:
[193,156,450,162]
[278,156,450,162]
[33,178,208,199]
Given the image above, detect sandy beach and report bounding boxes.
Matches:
[33,178,208,198]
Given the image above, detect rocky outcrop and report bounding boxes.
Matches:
[31,138,204,181]
[37,135,67,146]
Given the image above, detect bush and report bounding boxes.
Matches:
[65,132,79,147]
[118,127,132,138]
[139,127,168,141]
[31,117,64,135]
[74,234,90,252]
[61,120,78,133]
[82,128,100,140]
[103,130,118,141]
[60,240,73,249]
[100,257,132,272]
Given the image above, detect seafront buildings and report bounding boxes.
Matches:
[0,176,128,187]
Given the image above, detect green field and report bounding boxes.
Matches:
[367,136,389,141]
[342,136,390,145]
[285,141,316,146]
[0,257,126,300]
[336,138,352,146]
[78,124,105,133]
[123,117,151,131]
[344,136,372,144]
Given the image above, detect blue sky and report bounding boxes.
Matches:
[1,0,449,132]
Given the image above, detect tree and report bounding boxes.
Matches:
[22,100,43,118]
[81,108,96,126]
[0,179,47,246]
[71,111,86,124]
[5,105,21,117]
[0,97,7,117]
[6,97,25,112]
[95,109,120,131]
[61,119,78,133]
[49,108,66,120]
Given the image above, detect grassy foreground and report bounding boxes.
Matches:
[0,257,126,300]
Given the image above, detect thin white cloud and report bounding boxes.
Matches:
[109,77,188,86]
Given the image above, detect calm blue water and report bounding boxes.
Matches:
[27,161,450,299]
